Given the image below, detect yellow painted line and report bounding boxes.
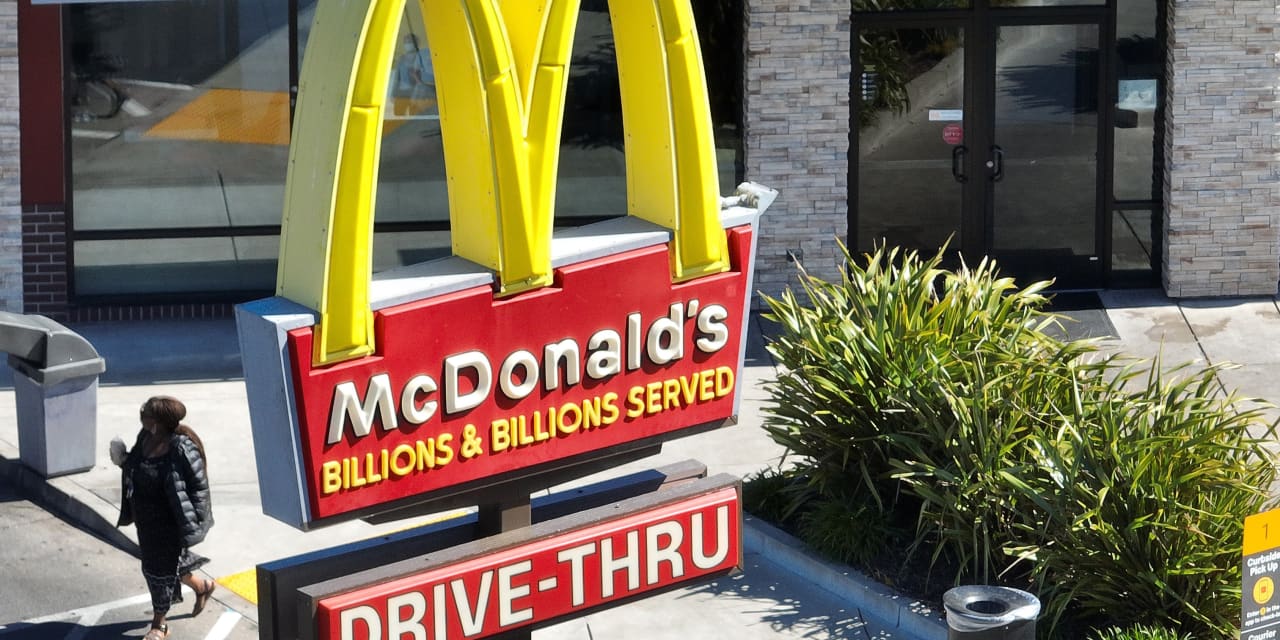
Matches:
[391,507,470,534]
[146,88,290,146]
[217,569,259,605]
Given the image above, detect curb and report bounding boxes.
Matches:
[743,516,948,640]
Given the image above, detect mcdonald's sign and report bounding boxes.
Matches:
[236,0,775,529]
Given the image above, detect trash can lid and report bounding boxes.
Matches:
[944,585,1040,632]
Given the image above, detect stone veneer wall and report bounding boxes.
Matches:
[0,1,21,312]
[1163,0,1280,297]
[743,0,851,303]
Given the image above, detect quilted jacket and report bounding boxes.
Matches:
[117,430,214,547]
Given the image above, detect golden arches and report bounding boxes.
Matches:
[277,0,729,365]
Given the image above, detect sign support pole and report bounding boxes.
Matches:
[478,495,533,640]
[477,494,532,535]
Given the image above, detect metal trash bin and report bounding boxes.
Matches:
[944,585,1040,640]
[1,312,106,477]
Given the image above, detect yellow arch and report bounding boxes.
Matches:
[276,0,406,364]
[420,0,581,296]
[278,0,729,365]
[609,0,729,281]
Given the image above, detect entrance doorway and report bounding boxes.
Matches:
[853,7,1109,288]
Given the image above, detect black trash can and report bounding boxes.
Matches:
[944,585,1040,639]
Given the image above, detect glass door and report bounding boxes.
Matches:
[985,20,1105,286]
[852,13,1108,288]
[854,26,973,258]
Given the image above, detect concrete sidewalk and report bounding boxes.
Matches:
[2,290,1279,639]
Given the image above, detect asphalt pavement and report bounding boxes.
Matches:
[2,289,1280,639]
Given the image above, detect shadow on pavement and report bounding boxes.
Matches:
[0,620,147,638]
[683,555,875,639]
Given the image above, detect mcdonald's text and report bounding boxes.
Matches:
[283,228,755,520]
[322,300,734,447]
[314,486,741,640]
[316,365,737,496]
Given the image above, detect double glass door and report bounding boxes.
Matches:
[854,11,1107,287]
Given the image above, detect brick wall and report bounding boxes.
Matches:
[743,0,851,303]
[1163,0,1280,297]
[21,206,68,318]
[0,1,22,312]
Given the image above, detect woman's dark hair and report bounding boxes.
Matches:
[142,395,206,469]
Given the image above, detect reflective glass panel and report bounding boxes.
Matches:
[69,2,291,232]
[991,24,1099,255]
[68,1,291,295]
[854,0,968,12]
[856,27,965,254]
[1114,0,1160,202]
[69,2,744,297]
[74,236,279,296]
[995,0,1104,7]
[1112,208,1154,272]
[374,2,449,237]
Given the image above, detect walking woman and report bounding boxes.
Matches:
[113,396,215,640]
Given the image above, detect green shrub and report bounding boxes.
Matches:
[795,492,899,568]
[1089,624,1192,640]
[741,467,797,526]
[1014,360,1277,637]
[761,245,1078,582]
[756,243,1279,638]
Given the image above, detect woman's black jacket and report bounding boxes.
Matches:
[116,430,214,547]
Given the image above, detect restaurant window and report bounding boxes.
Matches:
[68,1,291,298]
[1110,0,1162,283]
[1113,0,1161,204]
[69,1,743,299]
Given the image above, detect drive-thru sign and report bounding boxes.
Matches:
[305,481,741,640]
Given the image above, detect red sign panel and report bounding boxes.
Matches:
[286,226,754,521]
[314,486,741,640]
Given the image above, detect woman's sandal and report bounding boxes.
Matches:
[192,578,216,617]
[143,623,168,640]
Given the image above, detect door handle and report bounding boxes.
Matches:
[989,145,1005,182]
[951,145,968,183]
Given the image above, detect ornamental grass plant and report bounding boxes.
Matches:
[754,244,1278,638]
[1089,625,1192,640]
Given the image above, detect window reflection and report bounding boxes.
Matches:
[856,28,965,254]
[1112,208,1154,272]
[854,0,969,12]
[373,2,449,247]
[74,237,279,296]
[1113,0,1160,202]
[69,1,291,296]
[68,2,744,298]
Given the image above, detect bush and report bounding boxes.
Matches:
[1089,624,1192,640]
[1015,360,1276,637]
[761,245,1080,581]
[741,467,795,526]
[756,244,1278,638]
